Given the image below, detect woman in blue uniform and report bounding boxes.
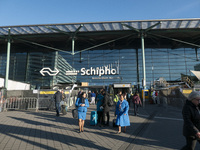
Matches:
[75,92,89,133]
[116,94,130,134]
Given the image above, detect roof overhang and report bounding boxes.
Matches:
[0,18,199,53]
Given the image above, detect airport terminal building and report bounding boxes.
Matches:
[0,18,200,90]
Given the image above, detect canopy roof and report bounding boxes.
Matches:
[0,19,200,35]
[0,18,199,52]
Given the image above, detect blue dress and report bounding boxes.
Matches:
[116,100,130,127]
[75,97,89,120]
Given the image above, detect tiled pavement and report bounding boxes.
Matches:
[0,101,200,150]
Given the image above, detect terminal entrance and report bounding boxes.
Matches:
[112,83,132,95]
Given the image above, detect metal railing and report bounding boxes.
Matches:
[0,96,76,112]
[2,97,38,111]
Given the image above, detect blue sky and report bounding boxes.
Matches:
[0,0,199,26]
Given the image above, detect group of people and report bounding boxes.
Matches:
[53,88,143,134]
[75,89,133,134]
[74,89,145,134]
[54,88,200,149]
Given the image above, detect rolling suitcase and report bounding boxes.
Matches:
[90,111,98,126]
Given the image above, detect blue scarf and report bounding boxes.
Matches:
[81,98,85,104]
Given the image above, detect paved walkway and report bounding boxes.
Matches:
[0,101,200,150]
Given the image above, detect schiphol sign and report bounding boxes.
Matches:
[81,66,119,77]
[40,62,119,77]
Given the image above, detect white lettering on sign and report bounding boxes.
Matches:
[66,70,79,75]
[41,61,120,77]
[81,66,119,77]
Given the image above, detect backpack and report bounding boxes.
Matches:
[105,93,113,107]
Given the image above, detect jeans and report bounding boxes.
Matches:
[97,111,103,124]
[103,111,110,125]
[55,102,61,116]
[134,103,140,116]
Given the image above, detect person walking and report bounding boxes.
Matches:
[88,91,92,103]
[151,90,156,104]
[90,91,96,105]
[181,91,200,150]
[75,92,89,133]
[53,89,62,117]
[78,90,83,98]
[61,90,67,115]
[127,91,131,106]
[115,94,130,134]
[96,90,104,126]
[102,91,110,126]
[132,92,142,116]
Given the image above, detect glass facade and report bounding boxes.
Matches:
[0,47,199,89]
[59,47,200,88]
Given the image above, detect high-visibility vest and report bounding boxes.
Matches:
[151,91,153,96]
[114,95,119,102]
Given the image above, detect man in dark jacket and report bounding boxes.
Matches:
[181,91,200,150]
[102,91,110,126]
[53,89,62,116]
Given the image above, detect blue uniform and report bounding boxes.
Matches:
[96,94,104,111]
[116,100,130,127]
[75,97,89,120]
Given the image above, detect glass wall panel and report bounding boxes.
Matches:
[0,41,199,90]
[59,49,137,86]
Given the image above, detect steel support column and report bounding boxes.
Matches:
[141,32,146,107]
[195,48,199,61]
[72,37,75,55]
[121,22,161,108]
[4,28,11,89]
[136,48,140,90]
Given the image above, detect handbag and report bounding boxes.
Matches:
[72,109,78,119]
[113,116,118,127]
